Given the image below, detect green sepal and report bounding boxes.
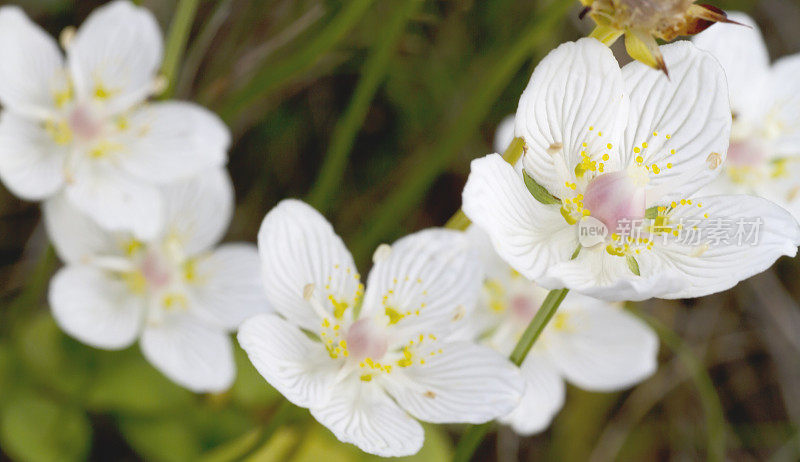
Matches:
[626,254,641,276]
[523,171,560,205]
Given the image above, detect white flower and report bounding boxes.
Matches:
[46,168,267,392]
[462,38,800,302]
[0,1,229,239]
[693,13,800,220]
[237,200,523,457]
[464,227,657,435]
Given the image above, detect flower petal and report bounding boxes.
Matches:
[462,154,578,281]
[360,229,482,336]
[539,245,686,302]
[760,53,800,157]
[68,0,163,113]
[547,298,658,391]
[0,6,65,119]
[140,314,235,393]
[48,265,144,350]
[653,195,800,299]
[310,380,424,457]
[257,199,360,331]
[189,243,270,330]
[493,115,515,154]
[515,38,628,193]
[499,353,565,436]
[42,193,120,264]
[237,314,339,408]
[383,341,523,424]
[0,111,65,200]
[64,162,163,240]
[620,41,731,202]
[692,12,770,120]
[119,102,229,183]
[161,167,232,255]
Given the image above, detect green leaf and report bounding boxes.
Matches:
[119,417,202,462]
[0,391,91,462]
[626,254,641,276]
[523,171,560,205]
[570,245,582,260]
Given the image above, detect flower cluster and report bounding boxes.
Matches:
[1,1,798,459]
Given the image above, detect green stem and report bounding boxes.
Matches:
[308,0,423,212]
[161,0,201,99]
[631,310,726,462]
[3,244,58,333]
[453,287,569,461]
[218,0,376,123]
[235,400,294,461]
[444,137,526,231]
[349,0,571,259]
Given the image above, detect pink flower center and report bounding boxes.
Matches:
[140,252,172,290]
[345,318,388,362]
[68,105,103,142]
[510,295,537,323]
[727,139,766,167]
[582,170,646,234]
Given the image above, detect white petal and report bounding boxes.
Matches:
[515,38,628,193]
[64,162,163,240]
[653,194,800,299]
[310,380,424,457]
[620,41,731,202]
[237,314,339,408]
[493,115,515,154]
[761,53,800,157]
[140,314,235,393]
[257,199,360,331]
[499,353,565,436]
[119,102,229,183]
[360,229,482,336]
[68,0,163,113]
[161,168,232,255]
[539,245,686,302]
[383,341,523,424]
[692,12,770,120]
[462,154,578,281]
[48,265,144,349]
[42,193,119,264]
[189,244,270,330]
[546,299,658,391]
[0,6,65,118]
[0,112,66,200]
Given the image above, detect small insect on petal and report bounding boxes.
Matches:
[706,152,722,170]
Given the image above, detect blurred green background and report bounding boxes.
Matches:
[2,0,800,460]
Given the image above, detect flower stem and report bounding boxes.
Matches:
[161,0,201,99]
[308,0,424,213]
[444,136,526,231]
[235,400,294,461]
[453,287,568,461]
[632,310,726,462]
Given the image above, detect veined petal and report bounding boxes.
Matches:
[383,341,523,424]
[499,353,565,436]
[0,6,66,119]
[515,38,628,194]
[64,162,163,240]
[310,380,424,457]
[621,41,731,203]
[653,195,800,299]
[761,54,800,158]
[692,12,770,120]
[43,194,120,264]
[462,154,578,281]
[540,245,686,302]
[547,299,658,391]
[360,229,482,336]
[119,102,229,183]
[68,0,163,114]
[189,243,270,331]
[0,111,65,200]
[161,168,233,255]
[257,200,360,331]
[237,314,339,409]
[141,314,235,393]
[48,265,144,350]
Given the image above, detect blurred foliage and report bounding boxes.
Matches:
[2,0,800,460]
